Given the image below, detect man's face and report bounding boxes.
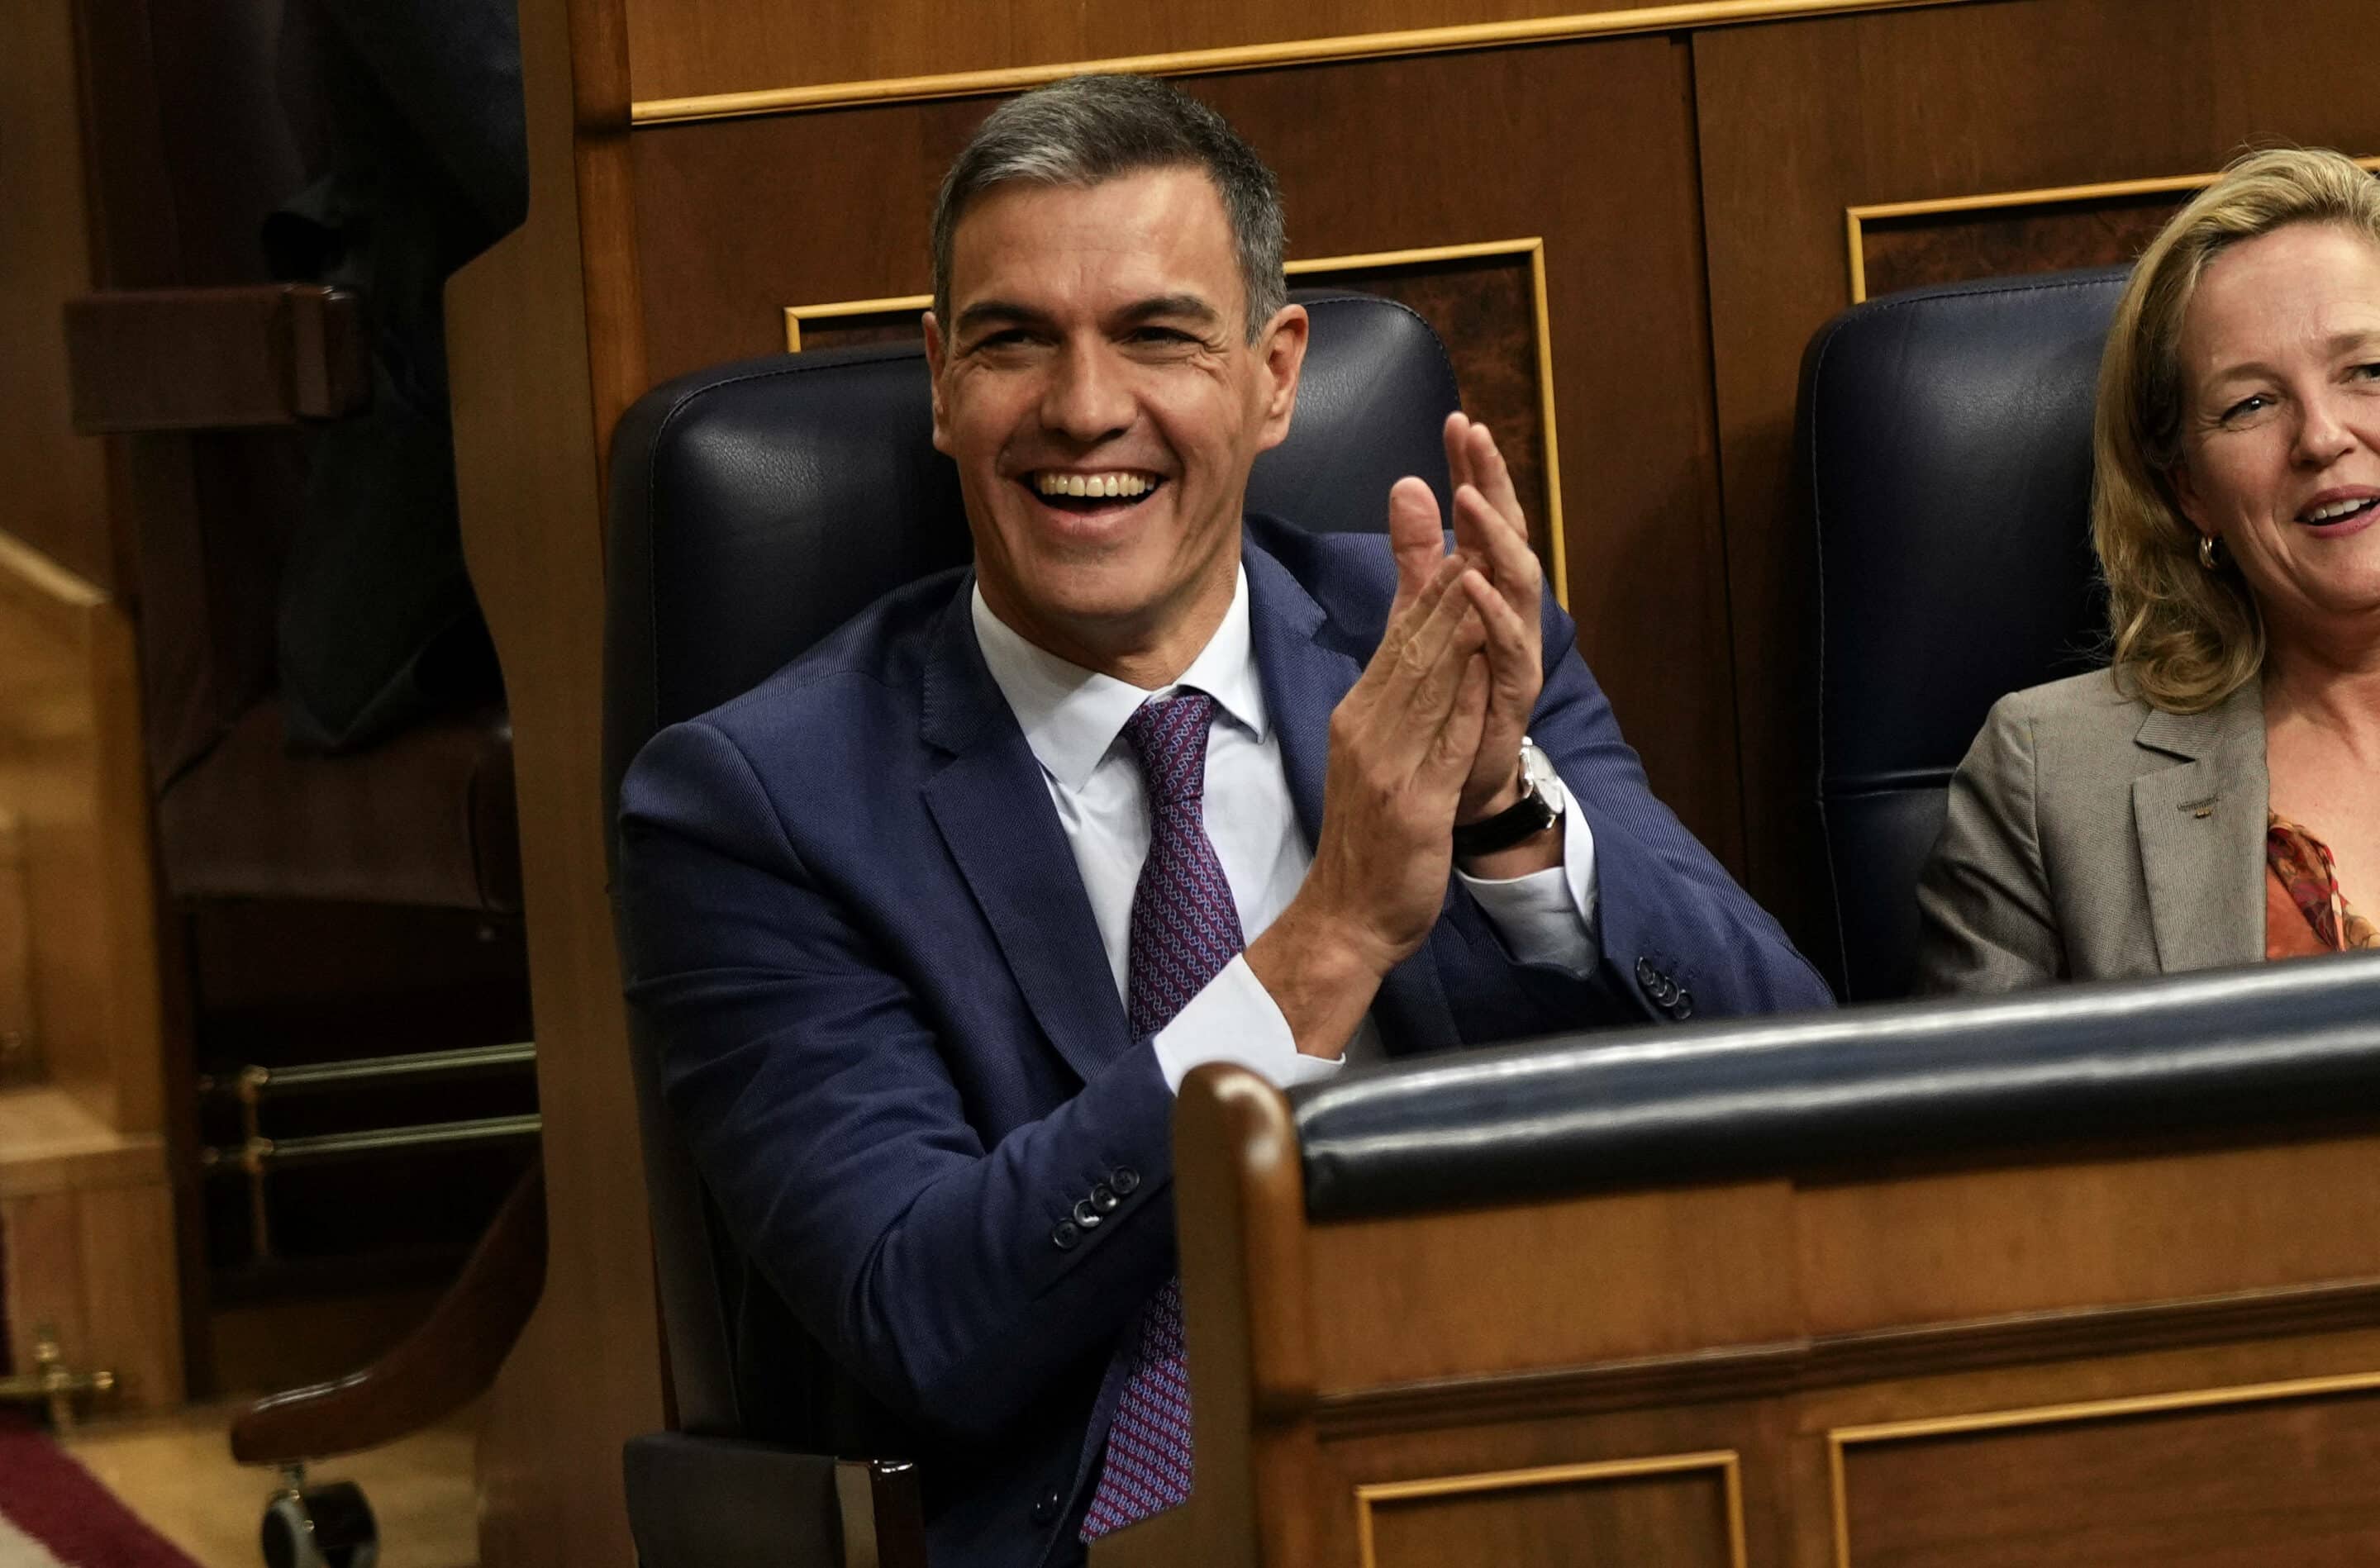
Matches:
[924,166,1307,675]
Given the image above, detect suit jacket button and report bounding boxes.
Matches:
[1670,989,1695,1020]
[1052,1219,1081,1251]
[1072,1198,1102,1228]
[1031,1485,1063,1524]
[1111,1166,1141,1196]
[1090,1182,1119,1214]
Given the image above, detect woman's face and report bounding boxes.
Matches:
[2173,221,2380,651]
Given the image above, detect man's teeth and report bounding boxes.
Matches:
[2304,497,2378,523]
[1033,473,1154,498]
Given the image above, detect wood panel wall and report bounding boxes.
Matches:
[623,0,1953,105]
[449,0,662,1561]
[4,0,116,592]
[0,542,182,1409]
[462,0,2380,1561]
[0,539,165,1136]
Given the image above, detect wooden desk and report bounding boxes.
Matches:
[1101,1056,2380,1567]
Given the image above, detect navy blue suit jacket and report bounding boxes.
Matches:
[616,515,1831,1567]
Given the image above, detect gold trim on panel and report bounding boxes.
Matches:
[0,529,109,650]
[1521,240,1571,607]
[633,0,1968,125]
[1825,1368,2380,1568]
[0,529,107,612]
[1844,155,2380,303]
[782,292,931,352]
[783,238,1570,606]
[1355,1450,1748,1568]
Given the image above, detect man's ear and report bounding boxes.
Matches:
[922,310,953,456]
[1253,302,1309,454]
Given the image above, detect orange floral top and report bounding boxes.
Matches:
[2265,812,2380,960]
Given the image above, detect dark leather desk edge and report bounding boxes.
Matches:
[1291,954,2380,1220]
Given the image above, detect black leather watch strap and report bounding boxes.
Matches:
[1452,782,1559,858]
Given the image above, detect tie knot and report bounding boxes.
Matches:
[1122,693,1216,813]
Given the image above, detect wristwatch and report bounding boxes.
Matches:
[1451,737,1566,858]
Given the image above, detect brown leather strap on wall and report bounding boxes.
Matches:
[64,284,369,432]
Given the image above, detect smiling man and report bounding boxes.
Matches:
[618,74,1829,1568]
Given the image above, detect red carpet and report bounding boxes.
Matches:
[0,1414,201,1568]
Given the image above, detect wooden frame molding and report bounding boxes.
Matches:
[1844,155,2380,302]
[1825,1369,2380,1568]
[783,237,1570,607]
[1316,1275,2380,1438]
[1354,1450,1749,1568]
[0,528,105,625]
[633,0,1969,124]
[782,292,931,351]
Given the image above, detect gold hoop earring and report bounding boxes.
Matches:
[2198,534,2221,571]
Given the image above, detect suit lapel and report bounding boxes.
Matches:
[1245,543,1349,847]
[1245,539,1462,1055]
[918,585,1132,1083]
[2132,682,2268,972]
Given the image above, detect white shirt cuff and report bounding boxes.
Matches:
[1151,954,1346,1095]
[1455,779,1599,978]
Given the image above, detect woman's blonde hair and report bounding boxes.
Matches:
[2094,146,2380,712]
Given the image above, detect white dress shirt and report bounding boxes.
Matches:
[971,564,1599,1092]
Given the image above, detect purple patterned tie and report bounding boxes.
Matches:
[1080,693,1241,1541]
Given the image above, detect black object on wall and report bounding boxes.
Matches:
[266,0,529,753]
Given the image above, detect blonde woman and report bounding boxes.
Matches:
[1918,147,2380,991]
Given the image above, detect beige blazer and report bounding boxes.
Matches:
[1915,668,2268,994]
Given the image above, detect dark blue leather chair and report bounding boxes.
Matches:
[1799,267,2130,1002]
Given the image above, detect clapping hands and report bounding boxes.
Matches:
[1247,413,1553,1056]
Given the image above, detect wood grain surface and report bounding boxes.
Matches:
[0,810,31,1083]
[619,0,1968,107]
[1140,1063,2380,1567]
[1858,192,2182,300]
[449,0,664,1561]
[1365,1458,1739,1568]
[1838,1384,2380,1568]
[0,1172,183,1411]
[1,0,114,591]
[0,538,168,1138]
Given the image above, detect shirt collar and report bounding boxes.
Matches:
[970,564,1269,795]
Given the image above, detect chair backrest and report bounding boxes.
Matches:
[1800,266,2129,1003]
[602,291,1464,1436]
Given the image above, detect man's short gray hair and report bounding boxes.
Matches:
[930,74,1288,341]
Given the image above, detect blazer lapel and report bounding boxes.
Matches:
[2132,682,2268,973]
[917,586,1132,1083]
[1245,542,1352,846]
[1245,538,1462,1055]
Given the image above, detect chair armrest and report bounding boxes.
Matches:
[623,1433,926,1568]
[230,1161,545,1463]
[64,285,368,431]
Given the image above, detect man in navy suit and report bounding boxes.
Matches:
[618,74,1830,1568]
